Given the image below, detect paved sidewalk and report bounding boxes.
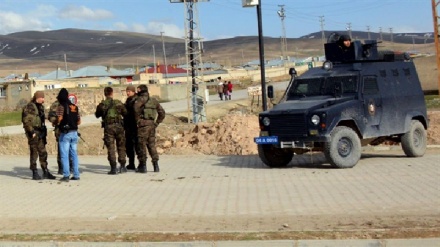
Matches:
[0,238,439,247]
[0,151,439,245]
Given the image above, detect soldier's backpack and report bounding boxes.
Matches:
[21,102,40,128]
[48,101,60,125]
[102,99,119,120]
[142,98,158,120]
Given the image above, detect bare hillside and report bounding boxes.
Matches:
[0,29,436,77]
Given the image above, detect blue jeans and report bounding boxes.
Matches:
[59,131,79,178]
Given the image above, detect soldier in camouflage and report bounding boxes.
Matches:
[124,85,138,170]
[95,87,127,174]
[22,91,56,180]
[48,100,73,175]
[134,84,165,173]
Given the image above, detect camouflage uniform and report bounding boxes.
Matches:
[95,97,127,174]
[133,91,165,173]
[48,100,72,175]
[124,94,138,170]
[22,100,55,180]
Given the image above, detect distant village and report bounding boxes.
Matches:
[0,56,319,112]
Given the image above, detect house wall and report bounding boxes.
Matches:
[0,81,34,111]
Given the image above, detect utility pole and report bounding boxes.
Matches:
[160,32,169,79]
[277,5,287,61]
[63,54,69,76]
[346,22,352,38]
[379,27,383,41]
[319,16,325,47]
[412,36,415,51]
[243,0,268,111]
[170,0,208,123]
[389,28,393,42]
[366,25,371,40]
[432,0,440,95]
[389,27,394,49]
[152,44,157,81]
[241,49,245,65]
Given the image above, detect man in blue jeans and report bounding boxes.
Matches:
[55,88,81,182]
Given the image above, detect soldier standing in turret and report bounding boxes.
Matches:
[95,87,127,174]
[22,91,56,180]
[134,84,165,173]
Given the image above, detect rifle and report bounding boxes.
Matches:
[39,125,47,145]
[38,105,47,145]
[77,132,86,142]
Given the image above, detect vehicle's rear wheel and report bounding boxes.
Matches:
[324,126,361,168]
[258,144,293,168]
[401,120,426,157]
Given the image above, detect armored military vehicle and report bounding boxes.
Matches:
[254,33,428,168]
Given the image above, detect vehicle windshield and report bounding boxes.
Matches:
[287,76,358,99]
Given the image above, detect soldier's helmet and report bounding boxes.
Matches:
[339,35,351,42]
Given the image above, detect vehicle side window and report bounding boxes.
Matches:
[363,77,379,95]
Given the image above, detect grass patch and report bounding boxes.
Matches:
[425,95,440,110]
[0,111,21,127]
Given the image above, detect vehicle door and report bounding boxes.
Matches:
[361,76,383,137]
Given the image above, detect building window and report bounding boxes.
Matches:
[25,85,29,90]
[0,87,6,97]
[18,86,22,91]
[78,84,88,88]
[44,85,55,90]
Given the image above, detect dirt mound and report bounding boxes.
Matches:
[169,113,259,155]
[427,111,440,145]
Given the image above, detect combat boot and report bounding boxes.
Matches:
[153,161,160,173]
[119,164,127,173]
[32,169,42,180]
[136,163,147,173]
[42,168,56,180]
[126,157,135,170]
[108,163,118,175]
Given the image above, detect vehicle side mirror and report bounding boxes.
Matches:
[267,85,274,99]
[289,68,297,76]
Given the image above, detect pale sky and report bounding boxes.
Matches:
[0,0,434,40]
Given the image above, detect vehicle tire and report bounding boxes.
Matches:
[324,126,361,168]
[401,120,426,157]
[258,144,293,168]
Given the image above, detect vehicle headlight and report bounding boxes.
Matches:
[311,115,320,125]
[323,61,333,70]
[262,117,270,126]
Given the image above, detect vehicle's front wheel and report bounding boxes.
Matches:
[401,120,426,157]
[258,144,293,168]
[324,126,361,168]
